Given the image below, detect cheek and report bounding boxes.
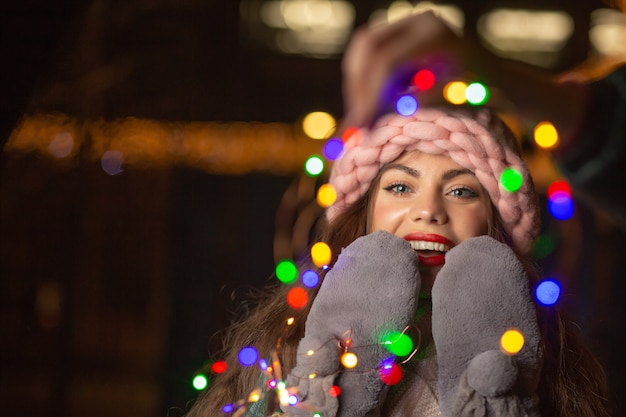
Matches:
[460,207,490,237]
[370,201,407,232]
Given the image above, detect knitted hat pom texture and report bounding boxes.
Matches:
[327,107,540,254]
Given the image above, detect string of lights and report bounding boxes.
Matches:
[180,67,567,415]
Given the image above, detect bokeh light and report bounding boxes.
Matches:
[548,192,574,220]
[395,95,419,116]
[535,279,561,306]
[211,360,227,374]
[222,404,234,413]
[323,137,344,160]
[276,259,298,284]
[500,167,523,192]
[547,180,571,198]
[316,183,337,208]
[534,121,559,149]
[500,329,525,355]
[258,358,268,371]
[443,81,468,104]
[311,241,332,267]
[305,155,325,176]
[192,374,208,390]
[302,111,336,139]
[328,385,341,397]
[381,331,413,356]
[238,346,259,366]
[48,132,74,158]
[531,233,557,259]
[412,69,435,91]
[341,126,358,142]
[465,82,489,105]
[379,360,403,385]
[101,150,124,175]
[341,352,358,368]
[248,389,261,403]
[288,395,299,406]
[301,270,320,288]
[287,287,309,309]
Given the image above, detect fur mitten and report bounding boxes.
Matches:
[432,236,542,417]
[281,231,420,417]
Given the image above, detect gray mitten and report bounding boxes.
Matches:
[281,230,420,417]
[432,236,542,417]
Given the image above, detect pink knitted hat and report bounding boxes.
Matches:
[327,107,540,254]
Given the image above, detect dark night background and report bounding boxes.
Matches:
[1,1,624,416]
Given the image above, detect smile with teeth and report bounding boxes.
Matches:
[409,240,450,253]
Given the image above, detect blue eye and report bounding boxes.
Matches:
[449,187,478,198]
[384,182,411,194]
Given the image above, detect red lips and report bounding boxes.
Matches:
[403,232,454,267]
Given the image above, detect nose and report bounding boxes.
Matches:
[409,190,447,224]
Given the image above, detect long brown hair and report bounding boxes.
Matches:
[187,179,611,417]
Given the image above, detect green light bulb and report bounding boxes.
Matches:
[276,259,298,284]
[500,168,523,192]
[381,331,413,356]
[192,374,208,390]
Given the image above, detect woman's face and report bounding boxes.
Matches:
[369,151,490,293]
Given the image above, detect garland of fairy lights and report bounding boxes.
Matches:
[191,68,565,416]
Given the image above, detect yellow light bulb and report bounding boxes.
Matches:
[500,329,525,355]
[302,112,336,139]
[317,183,337,208]
[341,352,358,368]
[534,121,559,149]
[248,389,261,402]
[443,81,468,105]
[311,241,332,267]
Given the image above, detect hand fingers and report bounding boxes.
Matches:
[341,11,462,129]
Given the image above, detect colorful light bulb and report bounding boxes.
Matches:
[395,95,419,116]
[276,259,298,284]
[548,192,574,220]
[238,346,259,366]
[381,331,413,357]
[287,287,309,309]
[465,82,489,105]
[323,137,344,160]
[311,241,332,267]
[500,167,523,192]
[305,155,325,176]
[317,183,337,208]
[211,360,227,374]
[192,374,208,390]
[341,352,358,368]
[443,81,468,105]
[535,279,561,306]
[412,69,436,91]
[301,270,320,288]
[302,111,336,139]
[534,121,559,149]
[500,329,525,355]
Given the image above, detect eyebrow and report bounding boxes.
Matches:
[383,163,475,180]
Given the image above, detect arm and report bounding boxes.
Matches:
[341,11,588,152]
[342,12,626,225]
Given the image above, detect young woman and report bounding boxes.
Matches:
[186,106,611,417]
